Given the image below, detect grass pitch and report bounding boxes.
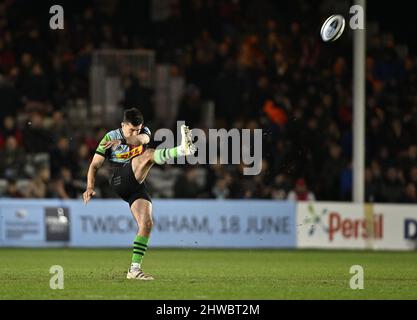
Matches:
[1,248,417,300]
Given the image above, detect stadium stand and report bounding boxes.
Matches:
[0,0,416,203]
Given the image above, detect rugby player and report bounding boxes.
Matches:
[83,108,195,280]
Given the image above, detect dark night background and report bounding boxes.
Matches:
[1,0,417,203]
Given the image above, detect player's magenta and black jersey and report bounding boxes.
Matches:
[95,126,152,206]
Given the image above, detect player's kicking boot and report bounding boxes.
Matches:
[180,124,197,156]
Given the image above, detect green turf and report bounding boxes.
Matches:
[1,248,417,299]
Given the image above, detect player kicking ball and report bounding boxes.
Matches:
[83,108,196,280]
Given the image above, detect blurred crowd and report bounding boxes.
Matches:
[1,0,417,203]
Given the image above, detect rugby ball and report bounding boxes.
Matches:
[320,14,345,42]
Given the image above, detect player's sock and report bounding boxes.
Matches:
[153,125,195,164]
[130,235,149,270]
[153,147,181,165]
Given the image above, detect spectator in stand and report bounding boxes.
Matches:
[0,71,23,122]
[401,145,417,176]
[365,167,379,202]
[379,167,404,203]
[0,37,16,73]
[212,173,232,199]
[270,174,292,200]
[60,167,83,198]
[321,143,345,200]
[3,179,25,198]
[287,178,316,201]
[75,143,92,181]
[205,161,228,196]
[22,112,51,153]
[120,74,154,122]
[49,137,77,177]
[385,119,411,156]
[48,177,70,199]
[84,127,107,154]
[47,110,72,144]
[26,165,51,198]
[0,115,23,148]
[15,52,33,91]
[21,63,50,103]
[409,166,417,186]
[174,167,202,198]
[0,136,25,179]
[401,182,417,203]
[177,84,204,128]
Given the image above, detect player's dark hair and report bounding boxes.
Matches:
[123,108,144,126]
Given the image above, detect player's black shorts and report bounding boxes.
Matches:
[109,160,152,207]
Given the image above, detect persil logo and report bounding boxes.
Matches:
[328,212,383,241]
[304,204,384,241]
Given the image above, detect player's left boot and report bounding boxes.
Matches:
[126,268,154,280]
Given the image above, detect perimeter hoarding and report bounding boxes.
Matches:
[2,199,417,250]
[296,202,417,250]
[0,199,296,248]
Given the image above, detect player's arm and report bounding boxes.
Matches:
[124,133,150,146]
[83,153,105,204]
[101,127,151,149]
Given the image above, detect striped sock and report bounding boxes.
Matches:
[131,235,149,269]
[153,147,180,165]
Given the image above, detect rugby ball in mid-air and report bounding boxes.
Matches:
[320,14,345,42]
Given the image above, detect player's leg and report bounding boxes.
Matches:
[131,149,156,184]
[131,124,196,183]
[127,124,195,280]
[152,124,196,164]
[127,198,154,280]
